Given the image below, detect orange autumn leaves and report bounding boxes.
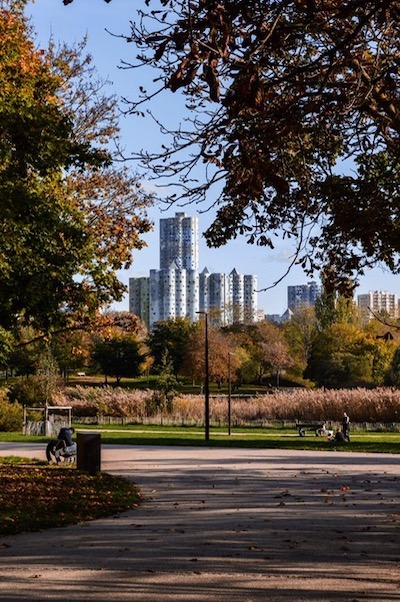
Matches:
[0,2,152,334]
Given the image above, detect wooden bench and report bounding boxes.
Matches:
[296,421,327,437]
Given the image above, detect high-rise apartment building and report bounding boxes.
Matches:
[244,275,258,321]
[159,212,199,271]
[129,212,258,328]
[129,277,150,325]
[357,291,398,320]
[148,265,199,327]
[287,281,320,311]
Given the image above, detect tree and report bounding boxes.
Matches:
[315,271,361,330]
[0,2,152,336]
[315,293,361,330]
[181,322,239,387]
[304,322,395,387]
[283,307,317,377]
[247,322,293,385]
[6,327,43,377]
[7,311,146,383]
[148,318,196,375]
[370,338,397,385]
[51,329,91,381]
[0,327,15,370]
[305,323,368,387]
[65,0,400,291]
[7,345,59,407]
[221,321,292,385]
[155,350,180,412]
[91,333,146,383]
[388,347,400,386]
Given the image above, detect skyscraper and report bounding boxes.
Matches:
[129,277,150,325]
[129,212,258,328]
[159,212,199,271]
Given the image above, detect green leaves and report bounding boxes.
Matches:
[91,333,147,383]
[0,3,152,334]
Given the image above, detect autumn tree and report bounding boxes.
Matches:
[304,323,396,387]
[65,0,400,292]
[100,311,148,340]
[50,330,91,381]
[243,321,293,385]
[181,322,239,387]
[0,2,152,343]
[363,317,400,344]
[370,338,398,385]
[282,307,317,378]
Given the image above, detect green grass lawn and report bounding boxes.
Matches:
[2,425,399,454]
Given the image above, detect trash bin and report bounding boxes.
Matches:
[77,432,101,475]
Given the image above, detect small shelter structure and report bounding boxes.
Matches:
[23,405,72,437]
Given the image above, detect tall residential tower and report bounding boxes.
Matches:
[287,281,320,311]
[159,212,199,271]
[129,212,258,328]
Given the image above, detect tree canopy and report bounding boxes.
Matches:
[65,0,400,292]
[148,318,196,374]
[91,333,147,383]
[304,321,396,387]
[181,321,239,385]
[0,1,152,336]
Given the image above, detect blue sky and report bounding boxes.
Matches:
[27,0,400,315]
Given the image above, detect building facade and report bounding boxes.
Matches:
[128,276,150,326]
[159,212,199,271]
[129,212,258,329]
[287,281,321,311]
[357,291,399,320]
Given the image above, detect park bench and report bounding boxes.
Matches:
[296,421,328,437]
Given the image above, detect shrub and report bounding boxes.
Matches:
[8,376,51,407]
[0,399,23,431]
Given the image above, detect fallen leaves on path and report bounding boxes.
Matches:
[0,463,141,536]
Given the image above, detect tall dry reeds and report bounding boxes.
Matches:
[53,386,150,419]
[52,386,400,424]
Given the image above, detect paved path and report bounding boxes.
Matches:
[0,443,399,601]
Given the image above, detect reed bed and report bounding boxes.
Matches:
[53,386,400,425]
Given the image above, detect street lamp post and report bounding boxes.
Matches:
[228,351,235,436]
[196,311,210,441]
